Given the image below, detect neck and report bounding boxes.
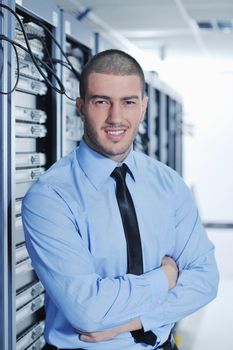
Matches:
[82,136,132,163]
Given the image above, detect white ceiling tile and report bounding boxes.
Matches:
[55,0,233,60]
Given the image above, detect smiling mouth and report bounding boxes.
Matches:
[106,130,125,135]
[104,128,127,140]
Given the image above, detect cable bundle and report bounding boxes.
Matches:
[0,4,81,99]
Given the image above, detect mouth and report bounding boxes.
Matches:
[104,127,127,141]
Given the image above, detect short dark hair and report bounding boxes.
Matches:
[79,49,145,100]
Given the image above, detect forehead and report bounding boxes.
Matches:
[86,72,142,96]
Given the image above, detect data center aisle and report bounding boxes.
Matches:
[176,229,233,350]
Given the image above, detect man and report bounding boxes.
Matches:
[22,49,219,350]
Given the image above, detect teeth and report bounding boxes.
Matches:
[107,130,124,135]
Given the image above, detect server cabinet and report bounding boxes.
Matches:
[166,96,183,175]
[0,0,61,349]
[0,3,11,349]
[167,96,176,169]
[147,84,158,158]
[157,91,168,165]
[174,101,183,175]
[60,11,92,156]
[153,88,161,160]
[149,75,183,174]
[134,82,150,154]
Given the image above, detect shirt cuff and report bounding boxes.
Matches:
[140,303,165,332]
[139,268,168,333]
[143,267,169,305]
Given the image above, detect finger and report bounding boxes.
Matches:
[80,335,92,342]
[75,329,93,336]
[80,334,98,343]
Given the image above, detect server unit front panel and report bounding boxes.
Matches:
[134,82,150,155]
[61,11,92,156]
[0,1,60,348]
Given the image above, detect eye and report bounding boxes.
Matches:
[95,99,109,105]
[124,100,136,106]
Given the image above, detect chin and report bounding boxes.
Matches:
[102,145,130,159]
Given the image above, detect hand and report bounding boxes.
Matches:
[75,319,142,343]
[161,255,178,289]
[75,327,122,343]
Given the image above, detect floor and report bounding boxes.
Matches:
[175,229,233,350]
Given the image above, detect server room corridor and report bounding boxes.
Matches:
[1,1,233,350]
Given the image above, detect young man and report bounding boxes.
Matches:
[22,49,219,350]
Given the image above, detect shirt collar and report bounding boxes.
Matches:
[76,139,138,190]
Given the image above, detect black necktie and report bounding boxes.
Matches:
[111,164,157,346]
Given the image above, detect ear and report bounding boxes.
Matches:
[140,95,148,122]
[76,97,85,121]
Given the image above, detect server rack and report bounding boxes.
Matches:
[60,10,92,156]
[167,96,176,169]
[153,88,161,160]
[174,101,183,175]
[157,90,168,165]
[134,82,150,155]
[0,1,61,349]
[147,82,158,159]
[166,95,183,174]
[149,73,183,174]
[0,4,11,350]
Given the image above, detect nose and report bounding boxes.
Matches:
[106,102,122,124]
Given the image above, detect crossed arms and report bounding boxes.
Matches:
[22,178,219,343]
[76,256,178,343]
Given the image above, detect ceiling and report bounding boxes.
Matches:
[54,0,233,62]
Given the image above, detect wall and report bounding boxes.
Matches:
[159,59,233,223]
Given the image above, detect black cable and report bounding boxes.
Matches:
[27,33,54,69]
[1,34,78,99]
[0,33,66,94]
[27,35,81,100]
[24,16,82,81]
[0,4,65,94]
[64,90,78,102]
[47,59,78,101]
[3,35,66,94]
[27,35,82,100]
[52,58,81,80]
[0,35,20,95]
[0,4,81,100]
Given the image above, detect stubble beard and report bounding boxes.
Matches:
[83,120,139,161]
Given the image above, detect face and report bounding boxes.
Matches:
[76,72,148,163]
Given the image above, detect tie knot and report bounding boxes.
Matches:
[111,164,128,182]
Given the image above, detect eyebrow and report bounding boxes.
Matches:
[122,96,139,100]
[91,95,110,100]
[90,95,139,100]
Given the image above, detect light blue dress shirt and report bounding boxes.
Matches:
[22,139,219,350]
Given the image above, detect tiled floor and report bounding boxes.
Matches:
[175,229,233,350]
